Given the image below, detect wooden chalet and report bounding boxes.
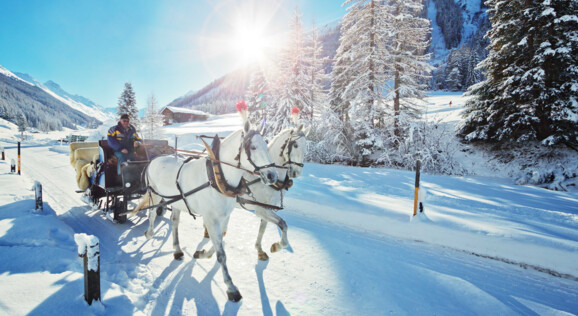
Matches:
[160,106,209,125]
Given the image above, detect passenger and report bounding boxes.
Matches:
[107,114,141,175]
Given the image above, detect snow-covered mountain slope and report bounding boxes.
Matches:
[12,71,111,123]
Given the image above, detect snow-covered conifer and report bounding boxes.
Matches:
[267,9,310,136]
[460,0,578,149]
[303,21,329,124]
[141,93,164,140]
[117,82,139,128]
[384,0,432,135]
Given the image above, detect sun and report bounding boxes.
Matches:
[232,25,269,64]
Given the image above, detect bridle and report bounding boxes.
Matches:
[279,131,305,168]
[239,130,276,173]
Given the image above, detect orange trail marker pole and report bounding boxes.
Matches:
[413,160,421,216]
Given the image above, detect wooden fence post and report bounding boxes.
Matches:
[33,181,43,211]
[74,234,101,305]
[413,160,421,216]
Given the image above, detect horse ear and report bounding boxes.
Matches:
[296,124,304,133]
[244,121,250,133]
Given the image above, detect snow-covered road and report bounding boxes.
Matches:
[3,142,577,315]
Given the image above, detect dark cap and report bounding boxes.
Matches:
[120,114,130,120]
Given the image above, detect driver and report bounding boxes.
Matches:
[107,114,141,175]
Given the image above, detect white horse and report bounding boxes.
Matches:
[133,115,277,302]
[243,125,307,261]
[201,109,308,260]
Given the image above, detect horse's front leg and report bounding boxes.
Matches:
[255,219,269,261]
[205,222,242,302]
[255,207,288,254]
[171,209,184,260]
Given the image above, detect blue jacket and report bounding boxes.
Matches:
[107,123,141,153]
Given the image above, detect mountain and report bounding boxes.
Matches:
[167,1,489,112]
[12,73,112,123]
[165,65,254,114]
[0,65,104,131]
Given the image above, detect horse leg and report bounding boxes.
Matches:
[143,194,162,239]
[255,207,288,253]
[255,219,269,261]
[206,222,242,302]
[171,209,184,260]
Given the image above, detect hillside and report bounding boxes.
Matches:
[0,65,109,130]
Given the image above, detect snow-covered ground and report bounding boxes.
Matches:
[0,93,577,315]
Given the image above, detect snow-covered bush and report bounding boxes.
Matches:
[516,163,577,192]
[376,112,467,175]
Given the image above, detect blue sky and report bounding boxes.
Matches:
[0,0,344,110]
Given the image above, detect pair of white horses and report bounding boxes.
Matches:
[133,110,306,302]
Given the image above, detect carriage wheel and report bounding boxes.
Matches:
[113,197,127,224]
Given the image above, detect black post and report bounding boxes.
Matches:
[75,234,101,305]
[17,142,21,175]
[83,244,100,305]
[1,145,4,160]
[34,181,43,211]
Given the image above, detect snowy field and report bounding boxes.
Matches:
[0,93,577,315]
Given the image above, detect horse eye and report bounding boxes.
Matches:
[293,144,298,148]
[251,145,257,150]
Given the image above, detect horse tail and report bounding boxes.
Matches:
[131,191,151,216]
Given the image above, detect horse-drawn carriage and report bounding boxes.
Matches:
[71,139,174,223]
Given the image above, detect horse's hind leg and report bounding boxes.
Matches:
[206,222,242,302]
[144,194,162,239]
[171,209,184,260]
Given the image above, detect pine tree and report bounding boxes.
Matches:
[117,82,139,128]
[268,9,310,136]
[245,69,270,129]
[303,21,329,125]
[327,0,390,165]
[142,93,164,140]
[384,0,432,136]
[17,112,27,139]
[460,0,578,149]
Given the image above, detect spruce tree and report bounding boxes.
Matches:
[303,21,329,125]
[142,93,164,140]
[268,9,309,136]
[17,113,27,139]
[384,0,432,136]
[117,82,139,128]
[328,0,390,165]
[460,0,578,148]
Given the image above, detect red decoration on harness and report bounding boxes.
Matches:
[236,100,248,112]
[291,106,300,115]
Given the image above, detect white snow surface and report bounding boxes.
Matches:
[0,93,577,315]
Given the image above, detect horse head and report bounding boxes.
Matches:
[281,124,307,179]
[240,121,278,185]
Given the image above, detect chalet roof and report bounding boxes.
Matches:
[162,106,209,116]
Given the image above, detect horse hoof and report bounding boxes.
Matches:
[271,243,282,253]
[194,250,205,259]
[144,231,153,240]
[227,290,242,302]
[258,252,269,261]
[173,252,184,260]
[203,228,210,239]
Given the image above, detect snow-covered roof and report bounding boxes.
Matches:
[162,106,209,116]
